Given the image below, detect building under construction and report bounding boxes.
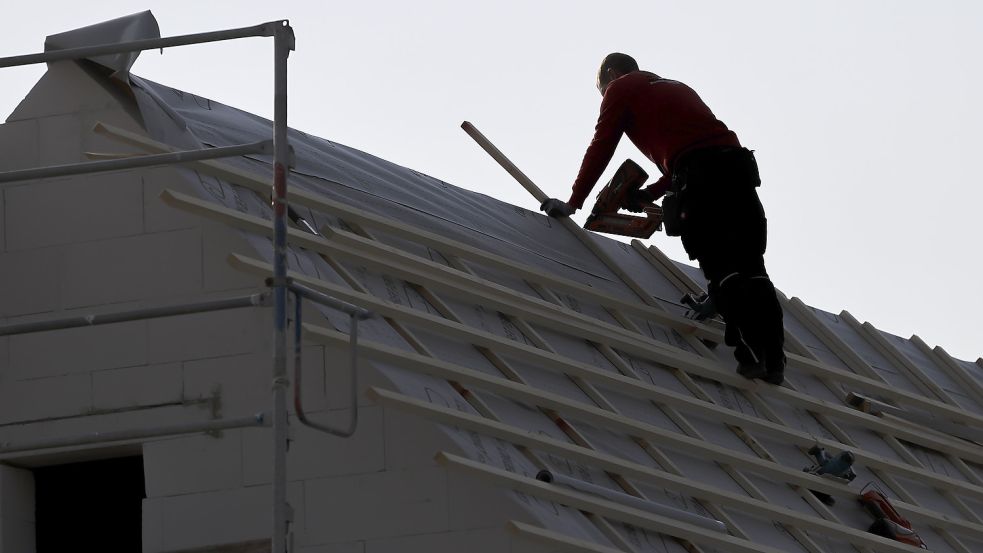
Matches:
[1,11,982,553]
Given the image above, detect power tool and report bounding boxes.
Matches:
[802,445,856,505]
[583,159,663,238]
[858,485,928,549]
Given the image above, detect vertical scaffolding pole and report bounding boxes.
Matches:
[271,21,295,553]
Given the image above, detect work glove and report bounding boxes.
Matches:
[540,198,575,218]
[624,188,656,213]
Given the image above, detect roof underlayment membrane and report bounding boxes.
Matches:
[18,12,983,553]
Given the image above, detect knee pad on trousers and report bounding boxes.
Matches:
[710,272,745,349]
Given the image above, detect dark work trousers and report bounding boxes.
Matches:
[676,150,786,370]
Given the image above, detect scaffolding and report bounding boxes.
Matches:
[0,20,372,553]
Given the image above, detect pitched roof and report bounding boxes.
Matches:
[87,54,983,553]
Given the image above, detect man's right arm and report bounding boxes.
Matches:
[567,86,629,210]
[644,174,671,201]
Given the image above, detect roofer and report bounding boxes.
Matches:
[541,53,786,384]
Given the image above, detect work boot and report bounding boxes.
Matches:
[737,360,768,380]
[762,353,786,385]
[733,329,767,380]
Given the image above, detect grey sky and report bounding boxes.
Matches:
[2,1,980,360]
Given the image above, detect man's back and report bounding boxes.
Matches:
[570,71,739,208]
[613,73,739,171]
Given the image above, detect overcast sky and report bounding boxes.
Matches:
[2,1,980,361]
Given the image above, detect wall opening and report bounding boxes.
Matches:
[33,455,145,552]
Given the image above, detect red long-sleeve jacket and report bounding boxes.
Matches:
[568,71,740,210]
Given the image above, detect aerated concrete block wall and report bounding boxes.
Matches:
[0,62,549,553]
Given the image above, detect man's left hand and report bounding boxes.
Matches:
[540,198,575,218]
[624,188,655,213]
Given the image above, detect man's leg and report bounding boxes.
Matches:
[733,258,786,382]
[694,203,785,383]
[698,252,763,370]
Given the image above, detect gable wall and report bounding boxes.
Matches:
[0,62,546,553]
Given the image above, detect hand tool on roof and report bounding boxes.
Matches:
[858,485,928,549]
[847,392,983,443]
[582,159,664,238]
[802,445,856,505]
[680,291,717,321]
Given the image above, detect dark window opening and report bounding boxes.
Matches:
[34,456,145,553]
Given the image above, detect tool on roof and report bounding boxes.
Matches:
[802,445,856,505]
[680,291,717,321]
[858,484,928,549]
[847,392,983,443]
[535,469,728,533]
[583,159,664,238]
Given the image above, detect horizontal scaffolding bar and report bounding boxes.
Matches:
[281,279,373,320]
[0,21,282,69]
[0,413,268,455]
[0,292,270,337]
[0,140,271,186]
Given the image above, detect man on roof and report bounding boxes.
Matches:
[541,52,786,384]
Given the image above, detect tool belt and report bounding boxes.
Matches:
[662,146,760,236]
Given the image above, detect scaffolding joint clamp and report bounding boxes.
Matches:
[266,276,294,288]
[269,20,296,51]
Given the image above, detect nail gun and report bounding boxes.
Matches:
[858,486,928,549]
[583,159,663,238]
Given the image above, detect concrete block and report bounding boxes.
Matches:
[147,482,302,553]
[0,373,90,423]
[91,362,182,411]
[183,352,268,418]
[321,342,387,412]
[509,533,562,553]
[147,306,266,364]
[203,222,265,292]
[0,119,39,171]
[242,407,385,485]
[447,468,518,531]
[0,465,34,522]
[8,320,147,379]
[7,62,121,122]
[4,171,143,250]
[294,345,328,414]
[0,518,35,553]
[304,467,448,543]
[143,167,204,234]
[0,246,61,317]
[142,497,164,553]
[154,486,266,551]
[38,114,82,167]
[0,338,8,379]
[61,228,202,308]
[365,527,507,553]
[143,431,243,497]
[383,403,457,471]
[80,107,146,157]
